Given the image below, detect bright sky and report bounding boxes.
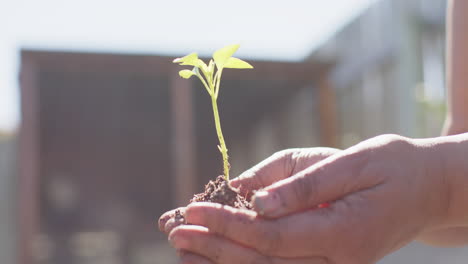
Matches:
[0,0,376,132]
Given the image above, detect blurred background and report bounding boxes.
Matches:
[1,0,467,263]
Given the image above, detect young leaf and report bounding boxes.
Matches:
[173,53,199,67]
[208,59,215,74]
[197,59,209,74]
[213,44,240,69]
[224,57,253,69]
[179,69,195,79]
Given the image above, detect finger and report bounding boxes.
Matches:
[178,251,214,264]
[159,207,185,232]
[165,217,186,235]
[252,150,383,218]
[170,225,327,264]
[159,208,186,234]
[185,202,331,257]
[230,148,339,198]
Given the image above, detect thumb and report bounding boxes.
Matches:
[230,148,339,199]
[252,151,375,218]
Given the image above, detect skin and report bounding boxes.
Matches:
[163,134,468,264]
[441,0,468,136]
[159,148,340,235]
[418,0,468,247]
[159,0,468,262]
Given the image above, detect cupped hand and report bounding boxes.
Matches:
[159,147,340,235]
[169,134,452,264]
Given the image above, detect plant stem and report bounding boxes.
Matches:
[211,96,230,180]
[197,74,211,95]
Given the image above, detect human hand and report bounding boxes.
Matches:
[169,135,452,264]
[159,147,340,235]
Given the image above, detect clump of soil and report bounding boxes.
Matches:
[191,175,252,208]
[177,175,252,224]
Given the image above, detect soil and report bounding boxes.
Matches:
[175,175,252,224]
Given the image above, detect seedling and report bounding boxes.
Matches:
[173,44,253,180]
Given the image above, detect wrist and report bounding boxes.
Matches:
[423,134,468,227]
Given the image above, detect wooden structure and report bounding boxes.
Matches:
[19,50,336,264]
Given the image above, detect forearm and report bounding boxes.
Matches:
[427,133,468,227]
[439,0,468,225]
[416,133,468,247]
[442,120,466,136]
[440,0,468,222]
[444,0,468,133]
[442,115,468,136]
[423,0,468,247]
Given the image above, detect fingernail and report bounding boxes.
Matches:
[253,191,278,216]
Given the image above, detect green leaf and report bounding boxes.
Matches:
[213,44,240,69]
[179,69,195,79]
[173,53,199,67]
[197,59,209,75]
[208,59,215,73]
[224,57,253,69]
